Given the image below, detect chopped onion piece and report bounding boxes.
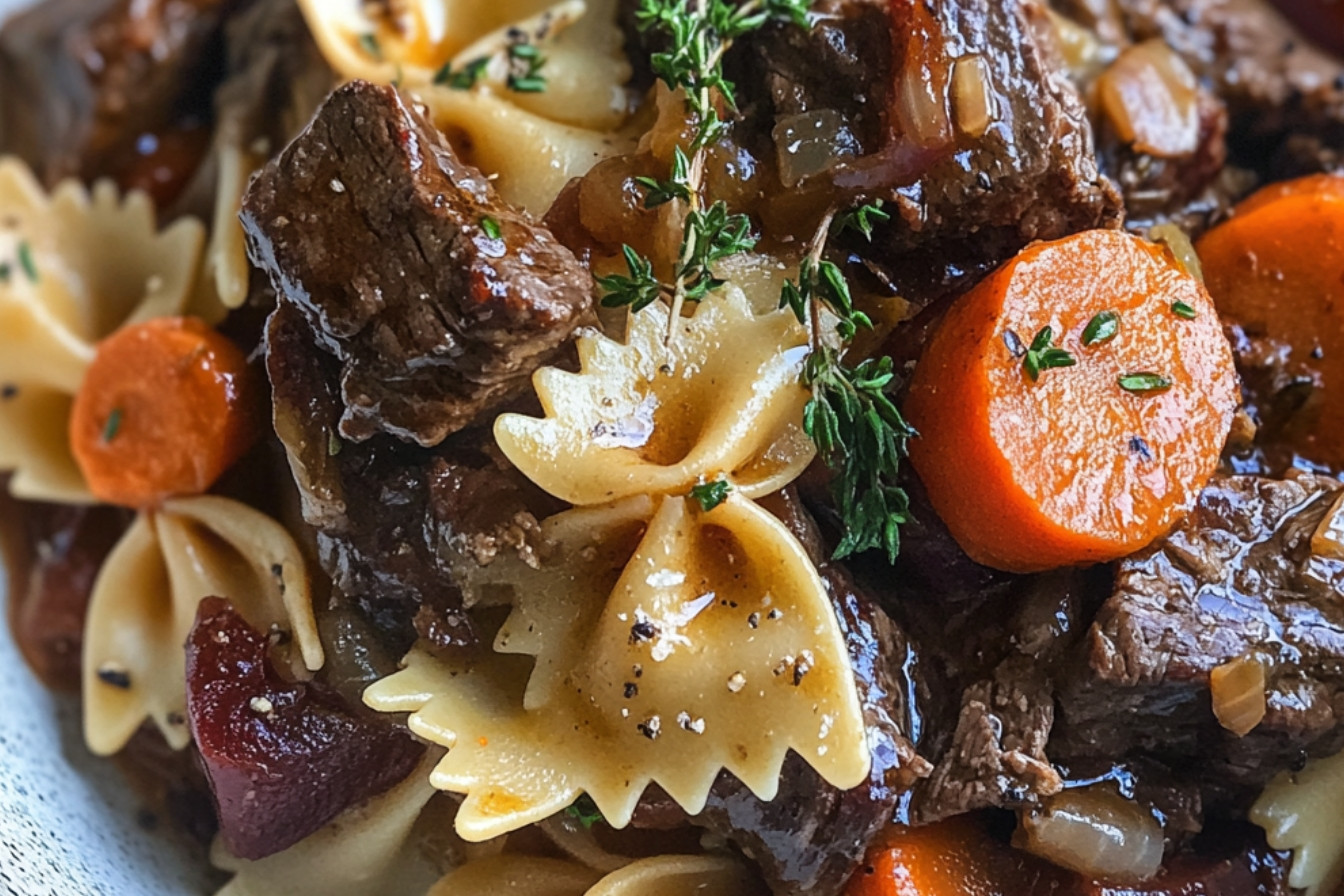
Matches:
[1098,39,1200,158]
[1017,789,1164,882]
[1313,492,1344,560]
[952,56,995,138]
[1210,654,1267,737]
[771,110,857,188]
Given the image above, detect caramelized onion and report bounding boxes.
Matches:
[1313,492,1344,560]
[1210,654,1268,737]
[1047,10,1109,80]
[1016,789,1164,882]
[951,56,995,138]
[1098,39,1200,158]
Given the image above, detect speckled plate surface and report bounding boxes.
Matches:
[0,562,218,895]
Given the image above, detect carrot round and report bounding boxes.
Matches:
[1196,173,1344,467]
[905,229,1238,573]
[847,817,1071,896]
[69,317,259,508]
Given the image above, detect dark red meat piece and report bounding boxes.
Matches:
[185,597,425,859]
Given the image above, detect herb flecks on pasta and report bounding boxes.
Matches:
[367,288,868,841]
[83,496,324,756]
[0,157,205,503]
[495,284,814,505]
[297,0,635,213]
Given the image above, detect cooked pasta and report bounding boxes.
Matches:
[296,0,635,213]
[426,853,765,896]
[367,288,866,843]
[82,496,323,755]
[0,158,205,503]
[1251,749,1344,895]
[494,284,816,505]
[214,753,444,896]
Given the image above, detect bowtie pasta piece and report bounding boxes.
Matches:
[1252,748,1344,895]
[495,285,816,507]
[365,492,869,841]
[83,496,324,756]
[0,157,205,503]
[427,853,765,896]
[214,752,445,896]
[296,0,635,213]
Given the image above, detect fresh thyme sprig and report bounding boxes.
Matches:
[600,0,813,340]
[782,205,917,563]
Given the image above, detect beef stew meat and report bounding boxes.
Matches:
[0,0,239,204]
[242,79,596,450]
[266,301,558,653]
[185,597,426,860]
[751,0,1122,262]
[1054,472,1344,810]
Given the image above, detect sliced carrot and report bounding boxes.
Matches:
[1196,173,1344,467]
[847,817,1073,896]
[69,317,259,508]
[904,229,1238,573]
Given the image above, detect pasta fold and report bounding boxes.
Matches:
[1252,748,1344,895]
[0,157,205,503]
[82,496,324,756]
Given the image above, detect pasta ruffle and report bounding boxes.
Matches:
[367,286,867,843]
[83,496,324,756]
[1252,748,1344,895]
[494,285,816,505]
[0,157,205,503]
[295,0,635,214]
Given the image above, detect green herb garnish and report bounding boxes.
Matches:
[833,201,891,241]
[17,241,37,282]
[1081,310,1119,347]
[1171,301,1196,320]
[1021,326,1076,382]
[102,408,123,443]
[434,56,490,89]
[506,42,547,92]
[481,216,502,240]
[358,33,381,59]
[1118,372,1173,394]
[564,794,604,829]
[690,478,732,512]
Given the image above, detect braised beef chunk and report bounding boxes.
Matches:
[1054,472,1344,809]
[242,80,595,449]
[754,0,1120,256]
[185,597,425,860]
[0,0,238,201]
[266,303,557,651]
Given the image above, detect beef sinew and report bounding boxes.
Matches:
[1054,472,1344,809]
[242,80,595,448]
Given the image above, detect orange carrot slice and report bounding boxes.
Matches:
[1196,173,1344,467]
[69,317,259,508]
[904,229,1238,572]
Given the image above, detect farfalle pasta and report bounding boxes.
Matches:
[426,853,764,896]
[0,157,205,503]
[83,495,324,755]
[366,287,868,841]
[295,0,635,212]
[1251,749,1344,896]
